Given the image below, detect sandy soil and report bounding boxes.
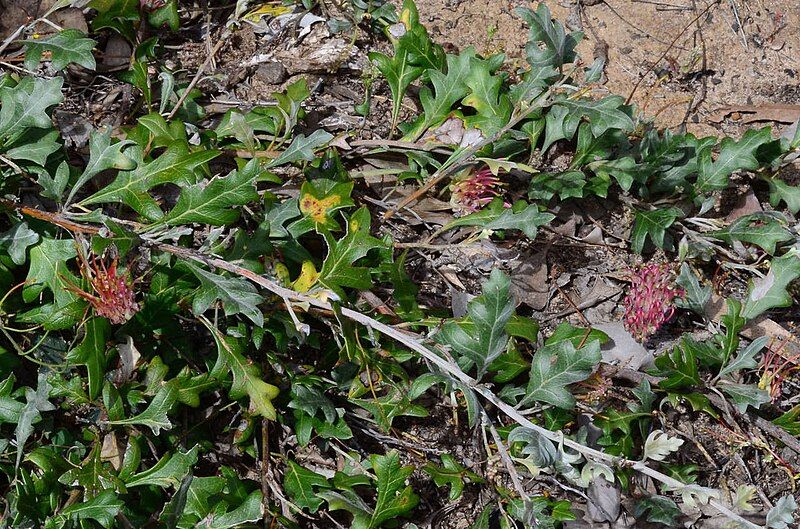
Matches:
[413,0,799,138]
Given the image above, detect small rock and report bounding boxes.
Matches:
[253,61,287,85]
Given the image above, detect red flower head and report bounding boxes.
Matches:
[450,166,508,214]
[623,263,684,342]
[74,256,140,324]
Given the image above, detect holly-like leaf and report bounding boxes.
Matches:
[161,159,260,226]
[462,56,512,135]
[0,76,63,145]
[695,127,773,193]
[443,198,555,239]
[0,221,39,265]
[718,336,768,379]
[82,143,219,220]
[655,345,700,390]
[126,445,199,488]
[67,317,110,400]
[22,237,85,330]
[295,179,355,233]
[404,49,475,140]
[265,130,333,167]
[674,262,710,316]
[521,339,601,408]
[15,373,56,469]
[630,206,683,254]
[283,460,330,513]
[423,454,483,501]
[369,43,424,133]
[710,212,793,255]
[368,450,420,528]
[318,207,386,293]
[642,430,684,462]
[66,128,136,205]
[352,387,428,431]
[186,262,264,327]
[49,490,123,528]
[633,496,681,526]
[767,177,800,214]
[561,96,634,138]
[205,490,263,529]
[742,251,800,320]
[5,128,61,165]
[720,382,770,413]
[515,3,582,69]
[207,326,279,419]
[23,29,96,72]
[766,495,797,529]
[436,269,514,377]
[108,383,177,435]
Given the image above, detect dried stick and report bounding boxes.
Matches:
[0,201,766,529]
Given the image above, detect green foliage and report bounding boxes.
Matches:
[423,454,484,501]
[742,251,800,319]
[437,269,514,377]
[630,207,683,254]
[443,198,555,239]
[23,29,97,72]
[3,2,800,528]
[521,339,601,408]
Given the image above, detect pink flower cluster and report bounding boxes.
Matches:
[623,263,683,342]
[75,257,140,324]
[450,167,507,213]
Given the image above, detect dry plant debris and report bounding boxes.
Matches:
[0,1,799,528]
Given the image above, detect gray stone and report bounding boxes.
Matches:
[254,61,287,85]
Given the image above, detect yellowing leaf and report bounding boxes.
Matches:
[294,179,354,232]
[243,2,293,23]
[292,261,320,292]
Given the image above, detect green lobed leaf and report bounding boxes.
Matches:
[515,3,582,69]
[283,460,331,513]
[266,130,333,168]
[742,251,800,320]
[436,269,514,377]
[633,495,681,526]
[368,450,420,528]
[710,212,793,255]
[521,339,601,408]
[630,206,683,254]
[462,56,512,135]
[719,382,770,413]
[0,221,39,265]
[50,490,122,528]
[695,127,773,193]
[207,326,279,419]
[66,317,111,400]
[65,128,137,205]
[161,158,260,226]
[205,490,264,529]
[107,382,177,435]
[126,445,199,488]
[318,207,386,293]
[82,143,219,220]
[0,76,63,145]
[422,454,483,502]
[674,262,710,316]
[404,49,476,140]
[186,262,264,327]
[443,198,555,239]
[23,29,96,72]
